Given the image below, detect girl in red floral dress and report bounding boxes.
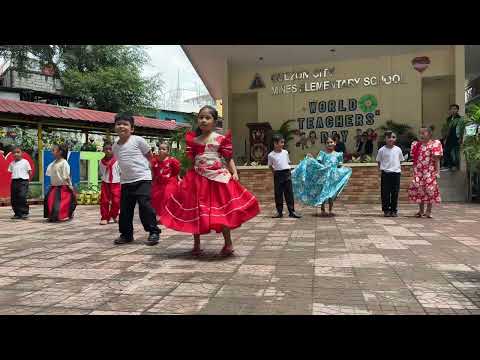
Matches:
[408,126,443,218]
[161,105,260,257]
[151,142,180,223]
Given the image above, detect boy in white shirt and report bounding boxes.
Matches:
[8,146,32,220]
[268,134,301,219]
[112,113,160,246]
[376,131,404,217]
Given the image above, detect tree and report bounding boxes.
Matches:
[0,45,163,114]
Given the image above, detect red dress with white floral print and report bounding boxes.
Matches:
[408,140,443,204]
[151,156,180,217]
[160,131,260,235]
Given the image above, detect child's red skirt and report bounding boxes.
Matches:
[160,170,260,235]
[44,185,76,221]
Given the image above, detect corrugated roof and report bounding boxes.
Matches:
[0,98,190,131]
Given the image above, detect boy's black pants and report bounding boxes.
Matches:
[11,179,29,217]
[381,171,401,213]
[119,180,160,238]
[274,169,295,215]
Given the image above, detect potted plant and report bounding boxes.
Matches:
[272,119,298,151]
[378,120,417,155]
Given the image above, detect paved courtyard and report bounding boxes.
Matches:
[1,202,480,315]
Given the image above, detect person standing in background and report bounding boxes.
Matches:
[442,104,465,171]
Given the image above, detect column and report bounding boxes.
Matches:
[222,58,230,131]
[454,45,466,116]
[454,45,467,200]
[37,123,43,196]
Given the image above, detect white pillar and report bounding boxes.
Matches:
[221,58,230,131]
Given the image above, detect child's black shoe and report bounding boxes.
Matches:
[145,232,160,246]
[114,235,134,245]
[272,213,283,218]
[289,212,302,219]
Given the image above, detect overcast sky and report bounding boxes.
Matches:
[142,45,208,112]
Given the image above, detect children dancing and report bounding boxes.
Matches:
[44,144,76,222]
[376,131,405,217]
[151,142,180,222]
[408,126,443,218]
[292,137,352,216]
[8,146,32,220]
[99,143,121,225]
[112,113,161,246]
[268,134,301,218]
[160,105,260,257]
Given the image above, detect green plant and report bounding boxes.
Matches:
[27,183,43,199]
[169,118,195,177]
[463,104,480,172]
[378,120,417,152]
[273,119,298,150]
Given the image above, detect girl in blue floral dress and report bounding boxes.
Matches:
[292,137,352,216]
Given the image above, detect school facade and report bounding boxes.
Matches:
[182,45,469,202]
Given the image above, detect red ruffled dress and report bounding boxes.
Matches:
[161,131,260,235]
[151,156,180,218]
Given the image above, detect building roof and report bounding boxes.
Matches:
[181,45,452,99]
[0,98,190,131]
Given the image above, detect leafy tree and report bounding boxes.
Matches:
[0,45,163,114]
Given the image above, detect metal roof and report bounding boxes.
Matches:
[0,98,189,131]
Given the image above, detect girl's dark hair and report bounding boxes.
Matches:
[54,143,69,159]
[198,105,218,120]
[421,126,434,134]
[195,105,219,136]
[158,141,170,151]
[114,113,135,127]
[272,134,284,143]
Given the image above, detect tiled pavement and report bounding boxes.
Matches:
[1,202,480,315]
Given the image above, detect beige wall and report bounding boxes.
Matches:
[228,47,458,163]
[230,93,258,163]
[422,76,455,139]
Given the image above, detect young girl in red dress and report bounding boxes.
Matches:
[161,105,260,257]
[151,142,180,223]
[408,126,443,218]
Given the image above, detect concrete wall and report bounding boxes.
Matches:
[5,70,62,94]
[237,164,413,205]
[229,47,457,164]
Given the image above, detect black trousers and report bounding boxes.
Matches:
[11,179,29,217]
[273,169,295,215]
[381,171,401,213]
[119,180,160,237]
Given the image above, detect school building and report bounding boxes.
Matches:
[182,45,472,203]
